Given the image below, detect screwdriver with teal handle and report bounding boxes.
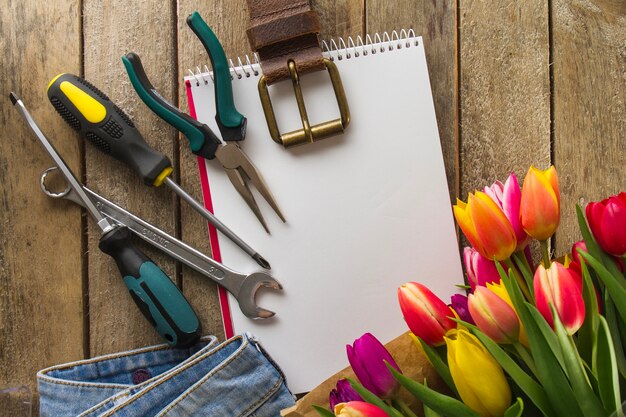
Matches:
[46,73,270,269]
[11,92,201,348]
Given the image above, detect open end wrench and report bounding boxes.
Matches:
[40,167,281,319]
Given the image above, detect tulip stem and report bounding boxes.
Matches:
[540,240,551,267]
[513,342,538,378]
[391,398,418,417]
[504,258,532,301]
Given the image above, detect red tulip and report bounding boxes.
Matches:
[520,166,560,240]
[484,172,529,250]
[463,247,501,290]
[334,401,389,417]
[586,192,626,257]
[468,287,520,344]
[346,333,401,399]
[398,282,456,346]
[534,262,585,334]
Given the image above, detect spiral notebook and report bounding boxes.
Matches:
[185,32,463,393]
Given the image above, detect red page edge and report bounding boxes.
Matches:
[185,79,234,339]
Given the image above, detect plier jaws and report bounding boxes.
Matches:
[215,143,286,233]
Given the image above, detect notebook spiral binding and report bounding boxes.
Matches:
[186,29,419,86]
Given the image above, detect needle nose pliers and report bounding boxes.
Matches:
[122,12,285,233]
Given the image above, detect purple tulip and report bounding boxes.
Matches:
[450,294,475,325]
[329,379,363,410]
[346,333,402,398]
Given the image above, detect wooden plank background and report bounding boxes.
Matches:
[1,0,624,409]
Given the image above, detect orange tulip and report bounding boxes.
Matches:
[520,166,560,240]
[454,191,517,261]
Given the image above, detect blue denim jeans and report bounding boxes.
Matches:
[37,333,295,416]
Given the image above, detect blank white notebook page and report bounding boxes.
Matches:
[186,36,463,394]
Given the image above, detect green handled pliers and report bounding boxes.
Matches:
[122,13,285,233]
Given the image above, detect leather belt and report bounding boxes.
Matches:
[246,0,350,148]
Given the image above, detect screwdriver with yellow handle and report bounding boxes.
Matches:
[47,74,270,269]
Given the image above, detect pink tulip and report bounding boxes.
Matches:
[334,401,389,417]
[534,262,585,334]
[484,172,529,250]
[463,247,501,291]
[468,287,520,343]
[398,282,456,346]
[586,192,626,257]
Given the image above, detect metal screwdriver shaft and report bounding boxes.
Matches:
[162,177,270,269]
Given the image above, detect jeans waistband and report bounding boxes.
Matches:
[38,334,295,417]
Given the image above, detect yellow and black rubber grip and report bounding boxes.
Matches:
[47,73,173,186]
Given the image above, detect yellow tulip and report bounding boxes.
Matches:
[445,329,512,417]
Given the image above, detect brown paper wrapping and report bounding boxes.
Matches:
[280,332,444,417]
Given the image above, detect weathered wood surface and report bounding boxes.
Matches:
[1,0,625,407]
[552,0,626,254]
[0,1,84,414]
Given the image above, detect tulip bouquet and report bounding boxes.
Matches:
[313,166,626,417]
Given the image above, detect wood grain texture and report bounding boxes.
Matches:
[176,0,364,339]
[0,0,83,398]
[459,0,551,196]
[367,0,458,200]
[552,0,626,254]
[83,0,179,355]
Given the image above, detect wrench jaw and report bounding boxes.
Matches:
[237,273,283,319]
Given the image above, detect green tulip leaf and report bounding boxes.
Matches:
[512,252,535,300]
[312,405,336,417]
[423,379,444,417]
[417,336,459,396]
[459,321,555,417]
[583,360,601,399]
[551,305,607,417]
[576,205,624,279]
[580,251,626,324]
[576,259,600,364]
[347,378,398,417]
[594,316,622,415]
[606,298,626,378]
[500,270,585,417]
[525,305,566,372]
[424,403,443,417]
[386,364,482,417]
[503,398,524,417]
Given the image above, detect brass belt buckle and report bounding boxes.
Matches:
[258,58,350,148]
